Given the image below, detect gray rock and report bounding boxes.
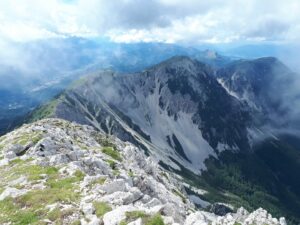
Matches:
[81,202,95,215]
[67,151,78,161]
[5,144,26,155]
[123,187,143,204]
[144,198,162,208]
[0,187,27,200]
[4,150,17,159]
[0,119,288,225]
[32,137,57,156]
[99,179,128,194]
[49,154,70,165]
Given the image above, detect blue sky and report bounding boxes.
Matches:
[0,0,299,44]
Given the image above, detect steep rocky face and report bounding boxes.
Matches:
[0,118,287,225]
[216,57,298,127]
[28,57,251,174]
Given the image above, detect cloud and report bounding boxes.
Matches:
[0,0,299,44]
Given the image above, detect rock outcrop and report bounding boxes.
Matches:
[0,119,286,225]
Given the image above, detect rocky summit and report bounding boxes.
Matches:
[0,118,287,225]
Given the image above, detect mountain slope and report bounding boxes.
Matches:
[0,118,288,225]
[216,57,300,128]
[23,56,300,224]
[27,56,251,174]
[0,38,233,136]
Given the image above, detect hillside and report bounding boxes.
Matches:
[21,56,300,224]
[0,118,287,225]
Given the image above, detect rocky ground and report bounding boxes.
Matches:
[0,119,287,225]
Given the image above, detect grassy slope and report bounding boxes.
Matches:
[26,98,61,123]
[21,74,91,125]
[0,159,84,225]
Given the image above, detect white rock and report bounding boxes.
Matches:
[185,212,207,225]
[81,202,95,215]
[4,151,16,159]
[9,176,27,186]
[163,216,175,225]
[99,179,128,194]
[99,189,142,206]
[0,187,27,200]
[123,187,143,204]
[102,205,137,225]
[144,198,161,207]
[0,158,9,167]
[162,203,185,223]
[279,217,287,225]
[87,216,101,225]
[146,205,164,214]
[92,159,111,174]
[236,207,248,216]
[127,218,142,225]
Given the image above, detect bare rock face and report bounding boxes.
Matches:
[28,56,251,174]
[0,118,287,225]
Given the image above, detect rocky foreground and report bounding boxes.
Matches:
[0,119,287,225]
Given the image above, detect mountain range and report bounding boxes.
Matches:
[19,55,300,224]
[0,39,232,136]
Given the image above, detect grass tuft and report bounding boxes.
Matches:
[102,146,122,161]
[145,214,165,225]
[0,166,83,224]
[93,201,112,218]
[120,211,165,225]
[90,177,106,186]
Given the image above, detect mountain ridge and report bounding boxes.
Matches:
[26,56,252,173]
[18,55,300,224]
[0,118,288,225]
